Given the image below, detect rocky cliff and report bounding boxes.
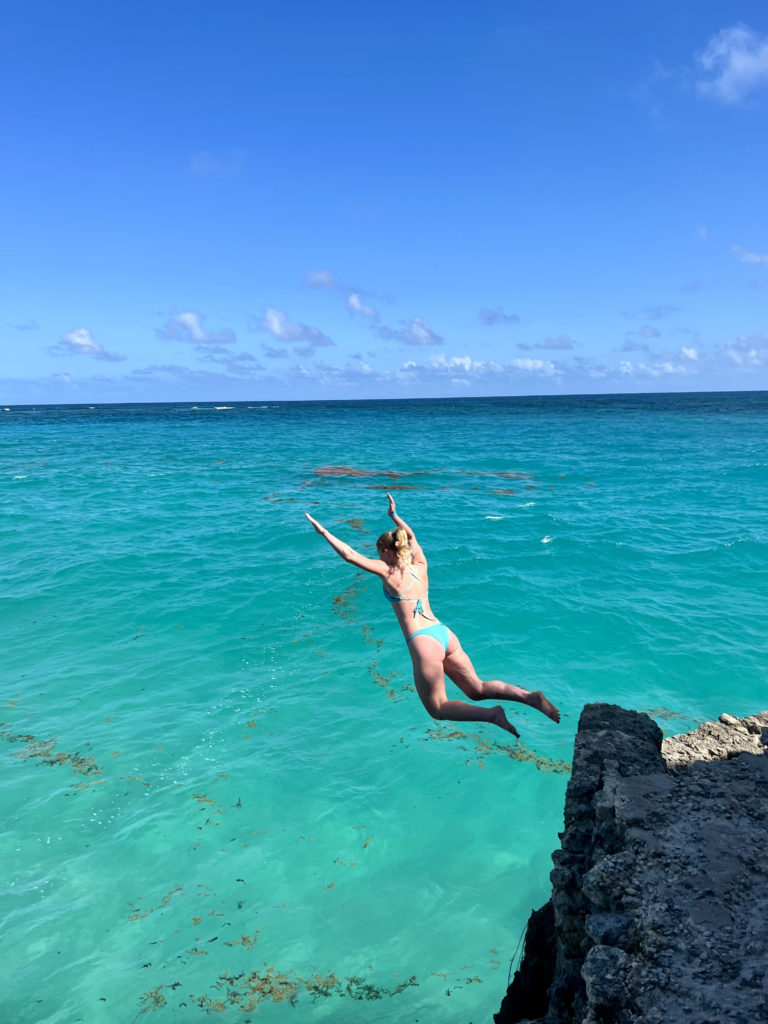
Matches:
[495,704,768,1024]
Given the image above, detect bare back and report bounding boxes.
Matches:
[382,557,439,642]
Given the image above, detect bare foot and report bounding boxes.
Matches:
[526,691,561,724]
[490,705,520,738]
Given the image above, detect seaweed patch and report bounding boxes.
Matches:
[314,466,403,478]
[368,660,409,701]
[424,726,571,774]
[139,986,167,1013]
[344,518,367,532]
[360,624,383,649]
[331,581,365,622]
[128,884,184,922]
[192,792,223,828]
[1,728,102,781]
[144,966,419,1014]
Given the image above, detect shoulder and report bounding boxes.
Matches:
[384,566,405,589]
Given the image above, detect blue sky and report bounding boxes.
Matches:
[3,1,768,403]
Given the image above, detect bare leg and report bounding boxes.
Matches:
[409,641,520,737]
[444,638,560,723]
[430,698,520,738]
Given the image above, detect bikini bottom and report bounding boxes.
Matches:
[406,622,450,653]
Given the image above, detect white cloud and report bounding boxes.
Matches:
[377,316,442,346]
[681,347,698,361]
[619,355,698,378]
[257,306,334,347]
[307,268,380,320]
[718,334,768,367]
[51,327,126,362]
[402,317,441,346]
[346,292,379,319]
[510,357,557,374]
[733,244,768,265]
[157,311,236,345]
[432,354,481,373]
[479,307,520,326]
[306,268,342,289]
[697,24,768,104]
[641,326,661,338]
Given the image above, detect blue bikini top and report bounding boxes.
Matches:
[382,569,437,621]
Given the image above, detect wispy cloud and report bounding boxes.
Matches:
[696,24,768,104]
[625,304,678,321]
[50,327,126,362]
[306,269,342,289]
[542,334,575,350]
[261,343,289,359]
[479,307,520,326]
[377,316,442,346]
[517,335,576,352]
[256,307,334,348]
[393,352,563,390]
[186,147,246,177]
[718,334,768,367]
[346,292,379,319]
[9,320,40,331]
[157,311,236,345]
[195,346,265,376]
[306,268,380,320]
[398,352,559,381]
[733,244,768,265]
[619,346,700,378]
[621,339,651,353]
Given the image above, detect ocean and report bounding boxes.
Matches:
[2,392,766,1023]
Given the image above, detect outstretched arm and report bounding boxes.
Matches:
[305,513,387,576]
[386,493,425,564]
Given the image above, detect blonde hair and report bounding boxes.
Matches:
[376,527,412,566]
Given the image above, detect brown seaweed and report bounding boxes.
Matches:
[1,728,102,781]
[424,725,571,774]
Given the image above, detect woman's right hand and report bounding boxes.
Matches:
[386,492,397,518]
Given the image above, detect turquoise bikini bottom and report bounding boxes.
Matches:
[406,622,450,653]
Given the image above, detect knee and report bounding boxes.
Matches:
[426,699,447,721]
[464,681,485,701]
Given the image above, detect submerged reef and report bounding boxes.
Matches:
[495,703,768,1024]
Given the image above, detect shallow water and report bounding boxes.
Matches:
[2,393,767,1022]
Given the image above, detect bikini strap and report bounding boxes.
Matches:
[382,568,420,602]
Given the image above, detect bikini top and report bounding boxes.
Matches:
[382,568,437,621]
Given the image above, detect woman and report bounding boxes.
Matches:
[305,494,559,738]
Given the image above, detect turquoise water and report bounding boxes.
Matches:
[2,393,766,1023]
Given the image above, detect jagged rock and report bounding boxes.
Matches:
[494,703,768,1024]
[662,710,768,768]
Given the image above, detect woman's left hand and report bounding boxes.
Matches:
[305,513,325,534]
[386,492,396,517]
